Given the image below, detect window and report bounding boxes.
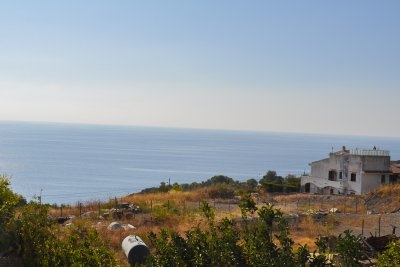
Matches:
[339,172,343,179]
[350,173,356,182]
[328,170,337,181]
[381,175,386,184]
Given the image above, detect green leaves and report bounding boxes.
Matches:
[336,230,363,267]
[378,241,400,267]
[148,201,304,267]
[0,175,26,254]
[0,176,119,266]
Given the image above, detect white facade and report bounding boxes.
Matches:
[301,147,395,195]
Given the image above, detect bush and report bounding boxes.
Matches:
[16,203,119,267]
[205,184,235,199]
[54,222,118,267]
[336,230,363,267]
[148,201,307,267]
[0,177,119,266]
[378,241,400,267]
[0,176,26,254]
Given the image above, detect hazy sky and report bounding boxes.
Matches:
[1,1,399,137]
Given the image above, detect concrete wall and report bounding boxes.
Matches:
[361,173,383,193]
[310,159,330,179]
[362,156,390,172]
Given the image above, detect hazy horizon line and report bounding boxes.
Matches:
[1,119,399,140]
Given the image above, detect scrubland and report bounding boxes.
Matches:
[48,184,400,266]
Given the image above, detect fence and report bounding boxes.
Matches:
[50,194,400,238]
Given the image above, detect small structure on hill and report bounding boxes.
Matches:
[301,146,400,195]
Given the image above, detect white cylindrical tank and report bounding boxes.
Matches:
[122,235,150,266]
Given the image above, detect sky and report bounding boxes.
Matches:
[0,1,399,137]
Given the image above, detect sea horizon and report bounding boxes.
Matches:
[3,119,400,140]
[1,120,400,205]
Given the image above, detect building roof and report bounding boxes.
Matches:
[390,164,400,174]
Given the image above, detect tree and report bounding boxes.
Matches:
[285,174,301,192]
[246,178,258,192]
[205,175,235,186]
[171,182,182,191]
[159,181,169,192]
[259,170,284,192]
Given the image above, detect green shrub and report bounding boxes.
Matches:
[152,201,181,224]
[148,202,244,266]
[377,241,400,267]
[0,178,119,266]
[336,230,363,267]
[148,201,303,267]
[0,176,25,254]
[55,222,118,267]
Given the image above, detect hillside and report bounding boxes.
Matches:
[363,184,400,213]
[2,176,400,266]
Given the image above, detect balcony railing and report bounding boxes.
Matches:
[350,149,389,157]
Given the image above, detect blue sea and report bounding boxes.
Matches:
[1,121,400,205]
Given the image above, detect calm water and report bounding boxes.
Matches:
[1,121,400,204]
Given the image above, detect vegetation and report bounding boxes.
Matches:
[378,240,400,267]
[0,175,119,266]
[140,171,302,196]
[2,173,400,266]
[0,176,26,254]
[259,171,301,193]
[148,200,307,266]
[147,194,393,267]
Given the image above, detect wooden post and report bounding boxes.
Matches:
[98,201,101,217]
[362,219,364,237]
[79,202,82,218]
[379,216,381,237]
[60,205,63,217]
[355,199,358,214]
[150,200,153,223]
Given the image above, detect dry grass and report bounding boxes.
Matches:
[291,235,318,251]
[294,215,326,237]
[46,184,400,266]
[375,183,400,195]
[364,183,400,213]
[121,189,206,205]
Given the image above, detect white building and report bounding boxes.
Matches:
[301,146,400,195]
